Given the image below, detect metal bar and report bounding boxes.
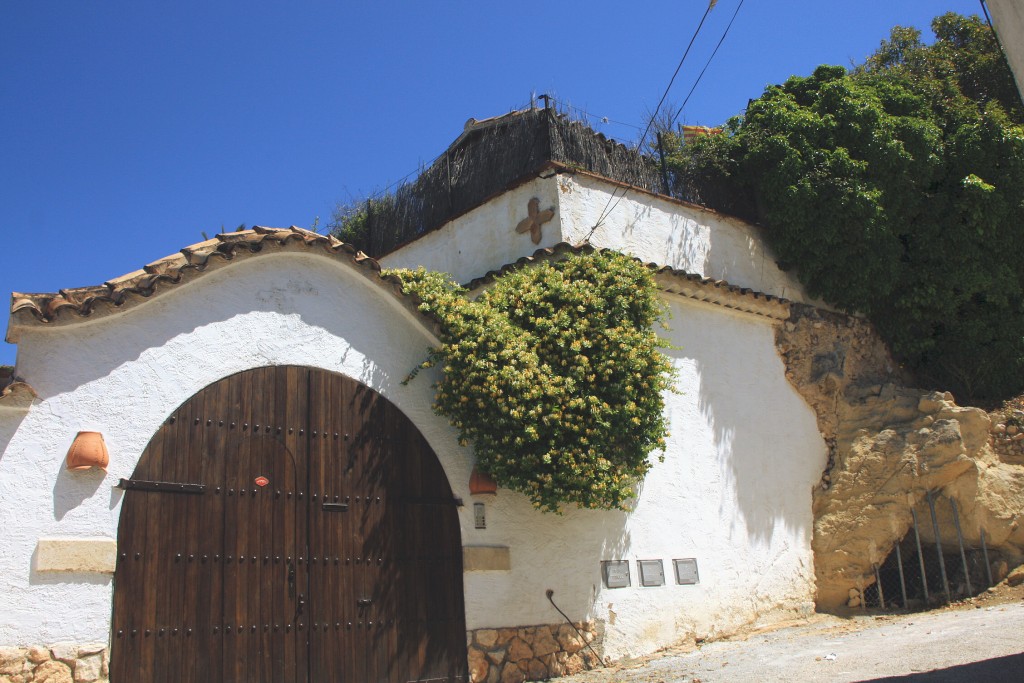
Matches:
[656,132,672,196]
[927,491,951,603]
[895,540,908,609]
[949,498,973,596]
[874,564,886,609]
[117,478,205,494]
[911,507,929,602]
[321,503,349,512]
[981,527,993,588]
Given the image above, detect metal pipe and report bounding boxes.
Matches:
[874,563,886,609]
[911,507,929,602]
[981,527,993,588]
[895,540,908,609]
[927,491,952,603]
[656,132,672,197]
[950,498,973,596]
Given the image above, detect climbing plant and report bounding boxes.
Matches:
[385,250,675,513]
[663,13,1024,401]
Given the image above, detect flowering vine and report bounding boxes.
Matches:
[385,250,675,513]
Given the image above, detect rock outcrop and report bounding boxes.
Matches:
[777,304,1024,609]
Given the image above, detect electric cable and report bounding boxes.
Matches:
[669,0,745,130]
[585,0,720,241]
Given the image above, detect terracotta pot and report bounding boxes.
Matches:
[469,466,497,496]
[66,431,109,471]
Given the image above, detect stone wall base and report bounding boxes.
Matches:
[467,622,601,683]
[0,644,107,683]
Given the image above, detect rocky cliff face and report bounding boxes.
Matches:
[776,304,1024,609]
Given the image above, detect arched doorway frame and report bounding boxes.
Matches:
[110,365,469,682]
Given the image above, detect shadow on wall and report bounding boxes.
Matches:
[53,465,106,521]
[10,258,430,523]
[663,303,824,546]
[14,257,411,401]
[0,411,28,465]
[465,493,631,630]
[663,214,711,277]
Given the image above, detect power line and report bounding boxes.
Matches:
[669,0,745,130]
[586,0,720,241]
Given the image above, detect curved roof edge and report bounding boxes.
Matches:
[6,226,440,342]
[7,231,790,348]
[464,242,791,321]
[0,379,37,410]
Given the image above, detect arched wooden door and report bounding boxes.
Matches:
[111,366,468,682]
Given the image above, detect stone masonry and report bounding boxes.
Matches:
[467,622,601,683]
[0,645,107,683]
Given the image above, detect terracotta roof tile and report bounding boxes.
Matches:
[0,378,36,409]
[464,242,791,321]
[7,227,395,341]
[7,230,790,346]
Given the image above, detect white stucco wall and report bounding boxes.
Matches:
[461,296,825,658]
[557,174,814,304]
[1,233,826,661]
[0,253,469,646]
[988,0,1024,100]
[380,175,563,283]
[383,172,816,306]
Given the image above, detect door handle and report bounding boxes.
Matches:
[357,598,372,606]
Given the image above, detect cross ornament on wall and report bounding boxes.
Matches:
[515,197,555,245]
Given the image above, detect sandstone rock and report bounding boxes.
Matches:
[1006,564,1024,587]
[525,657,548,679]
[475,629,499,649]
[562,653,587,675]
[32,661,73,683]
[49,645,78,665]
[918,395,945,414]
[530,626,559,658]
[499,663,526,683]
[486,647,507,666]
[497,629,517,645]
[507,637,532,662]
[1008,424,1019,435]
[26,648,49,665]
[73,654,102,683]
[468,647,489,683]
[556,624,584,653]
[0,649,25,676]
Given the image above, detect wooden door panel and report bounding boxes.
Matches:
[113,366,467,683]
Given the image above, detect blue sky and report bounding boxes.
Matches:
[0,0,985,366]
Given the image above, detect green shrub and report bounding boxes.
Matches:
[386,250,675,512]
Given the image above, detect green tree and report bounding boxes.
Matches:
[666,13,1024,401]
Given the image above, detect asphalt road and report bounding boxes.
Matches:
[561,600,1024,682]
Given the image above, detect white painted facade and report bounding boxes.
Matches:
[382,172,817,306]
[0,174,826,662]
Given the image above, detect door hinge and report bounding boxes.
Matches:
[117,478,205,494]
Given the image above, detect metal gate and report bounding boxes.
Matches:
[110,366,468,682]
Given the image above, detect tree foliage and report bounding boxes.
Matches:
[665,13,1024,401]
[386,251,675,513]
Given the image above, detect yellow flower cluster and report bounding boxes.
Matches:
[385,251,675,513]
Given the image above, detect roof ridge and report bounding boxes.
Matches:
[7,227,381,338]
[462,242,791,320]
